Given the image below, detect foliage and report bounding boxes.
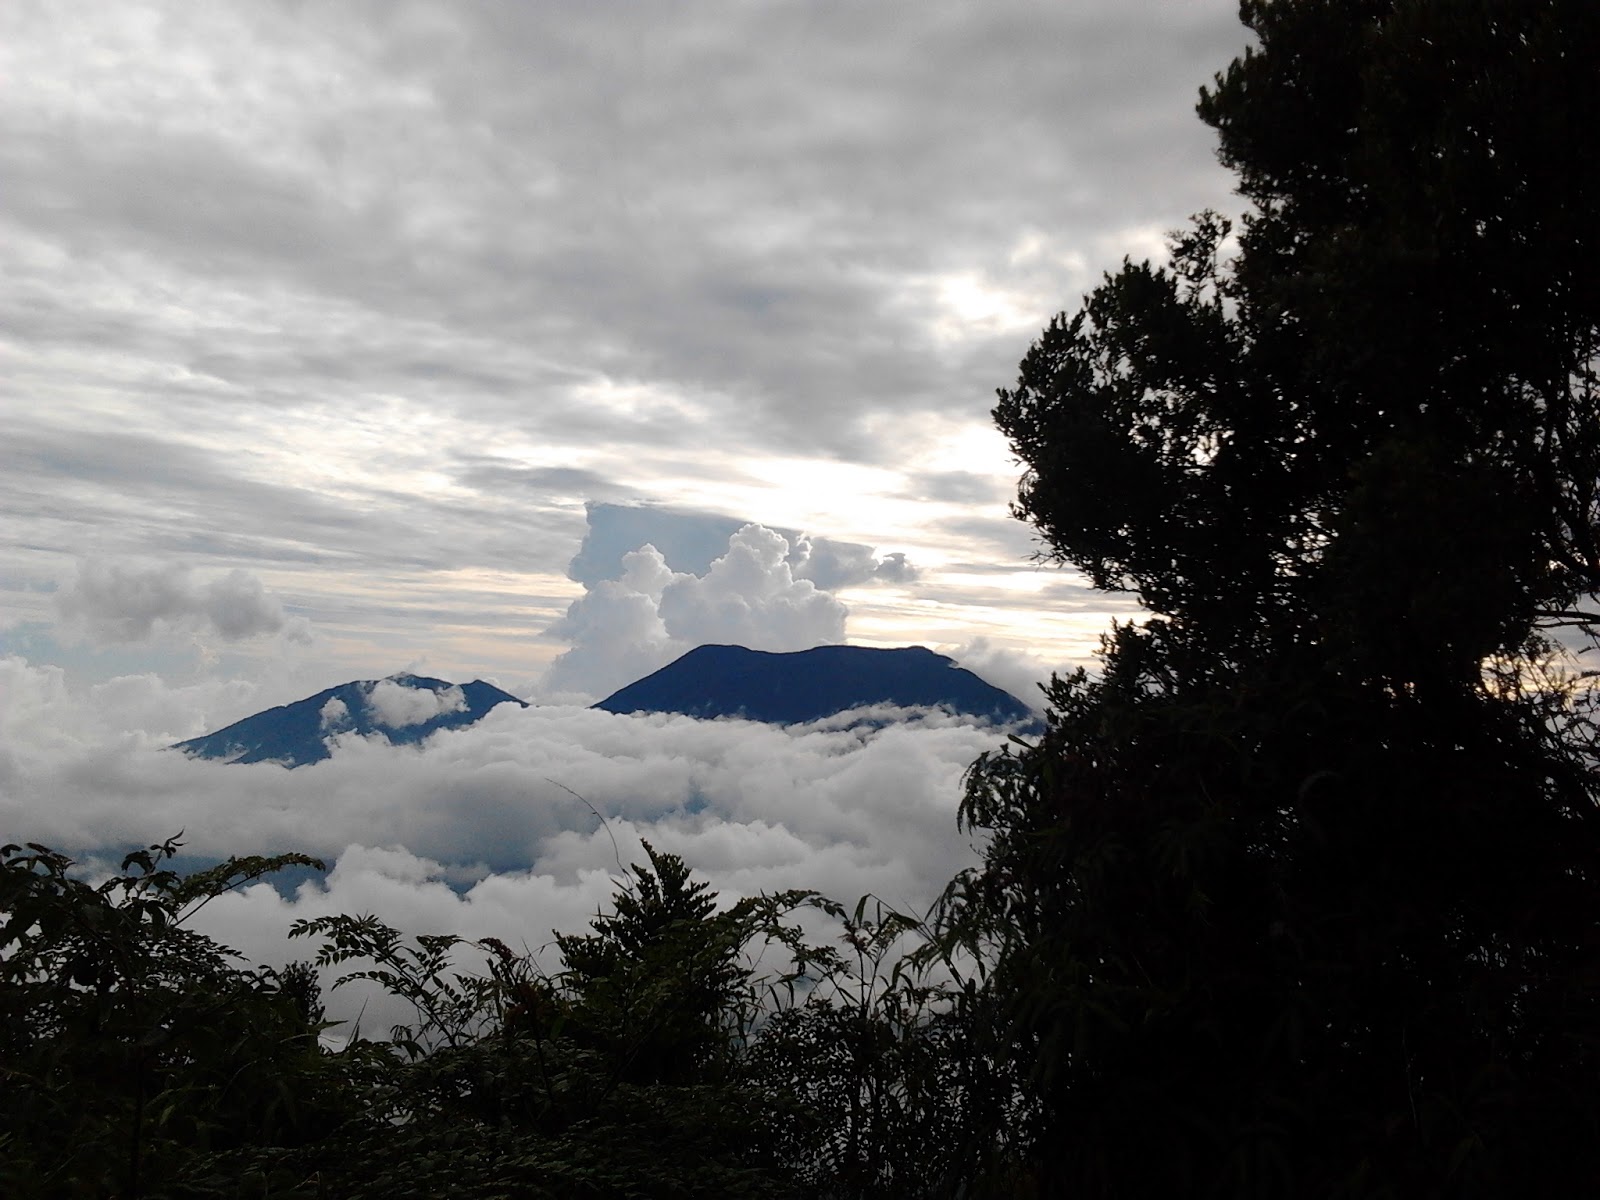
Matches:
[950,1,1600,1195]
[264,841,814,1199]
[0,837,334,1199]
[5,831,1024,1198]
[744,894,1029,1198]
[553,841,764,1086]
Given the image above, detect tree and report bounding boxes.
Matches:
[0,838,337,1199]
[554,840,757,1087]
[279,842,811,1199]
[947,2,1600,1195]
[743,895,1029,1199]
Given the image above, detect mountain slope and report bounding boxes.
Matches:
[173,673,526,768]
[594,644,1036,727]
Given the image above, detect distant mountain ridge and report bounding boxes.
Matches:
[594,644,1037,727]
[175,646,1037,768]
[173,673,526,768]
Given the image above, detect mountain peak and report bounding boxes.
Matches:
[594,643,1036,727]
[173,674,526,768]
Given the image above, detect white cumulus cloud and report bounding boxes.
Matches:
[319,696,352,731]
[790,535,919,589]
[363,678,467,728]
[946,637,1058,713]
[543,523,848,701]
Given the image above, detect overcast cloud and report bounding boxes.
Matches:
[3,1,1250,1020]
[1,0,1241,683]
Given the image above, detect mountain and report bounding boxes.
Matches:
[173,673,527,768]
[593,644,1038,727]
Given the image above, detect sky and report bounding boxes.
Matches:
[1,0,1251,1014]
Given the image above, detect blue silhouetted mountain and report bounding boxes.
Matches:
[172,673,527,768]
[593,644,1038,727]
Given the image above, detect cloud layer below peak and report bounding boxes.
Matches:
[2,651,1012,1031]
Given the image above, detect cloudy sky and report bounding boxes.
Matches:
[2,0,1252,1007]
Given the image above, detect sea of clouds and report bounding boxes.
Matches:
[4,519,1058,1032]
[2,656,1015,1031]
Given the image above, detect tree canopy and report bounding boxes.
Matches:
[952,0,1600,1194]
[2,837,1004,1198]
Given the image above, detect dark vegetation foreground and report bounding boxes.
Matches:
[6,1,1600,1195]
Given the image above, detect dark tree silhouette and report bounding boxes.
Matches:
[0,839,337,1198]
[555,840,756,1086]
[946,2,1600,1195]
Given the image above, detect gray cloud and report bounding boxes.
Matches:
[904,471,1013,507]
[3,0,1242,453]
[2,421,425,570]
[791,537,919,589]
[451,457,627,501]
[2,0,1235,701]
[569,502,917,592]
[204,568,301,640]
[940,514,1050,565]
[56,558,296,644]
